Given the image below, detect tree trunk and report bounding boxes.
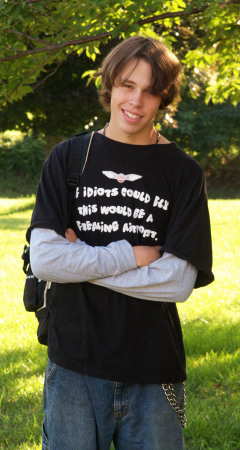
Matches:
[45,135,64,157]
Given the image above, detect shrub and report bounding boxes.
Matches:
[0,133,45,180]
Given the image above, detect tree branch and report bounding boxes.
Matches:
[26,0,45,3]
[0,31,111,61]
[140,0,240,25]
[0,0,239,62]
[0,51,55,107]
[14,0,48,4]
[139,4,209,26]
[0,28,54,46]
[33,60,62,90]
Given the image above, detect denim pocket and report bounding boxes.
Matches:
[46,359,58,384]
[42,422,49,449]
[174,382,185,404]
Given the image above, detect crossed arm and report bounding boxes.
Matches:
[30,227,197,303]
[65,227,161,268]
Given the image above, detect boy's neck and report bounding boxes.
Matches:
[100,123,160,146]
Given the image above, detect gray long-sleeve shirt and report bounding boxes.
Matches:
[30,228,197,303]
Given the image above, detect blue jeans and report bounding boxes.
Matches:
[42,359,186,450]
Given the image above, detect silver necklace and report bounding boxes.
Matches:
[103,123,160,144]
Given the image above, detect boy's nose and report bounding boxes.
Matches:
[129,90,143,107]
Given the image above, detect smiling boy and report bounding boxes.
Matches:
[28,36,214,449]
[106,58,163,144]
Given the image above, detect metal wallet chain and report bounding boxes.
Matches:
[161,382,187,428]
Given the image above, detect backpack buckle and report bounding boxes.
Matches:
[67,172,79,188]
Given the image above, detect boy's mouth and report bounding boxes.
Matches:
[122,109,142,120]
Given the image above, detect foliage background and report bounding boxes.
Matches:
[0,0,239,191]
[0,0,239,106]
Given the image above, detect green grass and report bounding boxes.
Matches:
[0,197,240,449]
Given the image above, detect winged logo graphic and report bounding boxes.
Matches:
[102,171,142,183]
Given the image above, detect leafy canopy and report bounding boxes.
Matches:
[0,0,239,108]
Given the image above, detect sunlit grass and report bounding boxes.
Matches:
[0,197,36,215]
[178,199,240,449]
[0,203,45,449]
[0,198,239,449]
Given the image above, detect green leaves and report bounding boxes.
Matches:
[0,0,239,107]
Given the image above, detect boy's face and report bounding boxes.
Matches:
[109,58,161,144]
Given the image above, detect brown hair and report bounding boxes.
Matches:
[95,35,181,110]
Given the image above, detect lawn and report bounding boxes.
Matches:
[0,197,239,449]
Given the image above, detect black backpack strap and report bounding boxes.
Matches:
[67,131,94,188]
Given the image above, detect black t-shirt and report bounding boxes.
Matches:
[28,133,214,383]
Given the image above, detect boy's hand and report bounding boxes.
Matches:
[65,228,77,243]
[132,246,161,267]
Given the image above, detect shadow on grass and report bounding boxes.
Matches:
[183,318,240,356]
[0,216,32,232]
[207,182,240,199]
[0,200,35,216]
[0,176,38,199]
